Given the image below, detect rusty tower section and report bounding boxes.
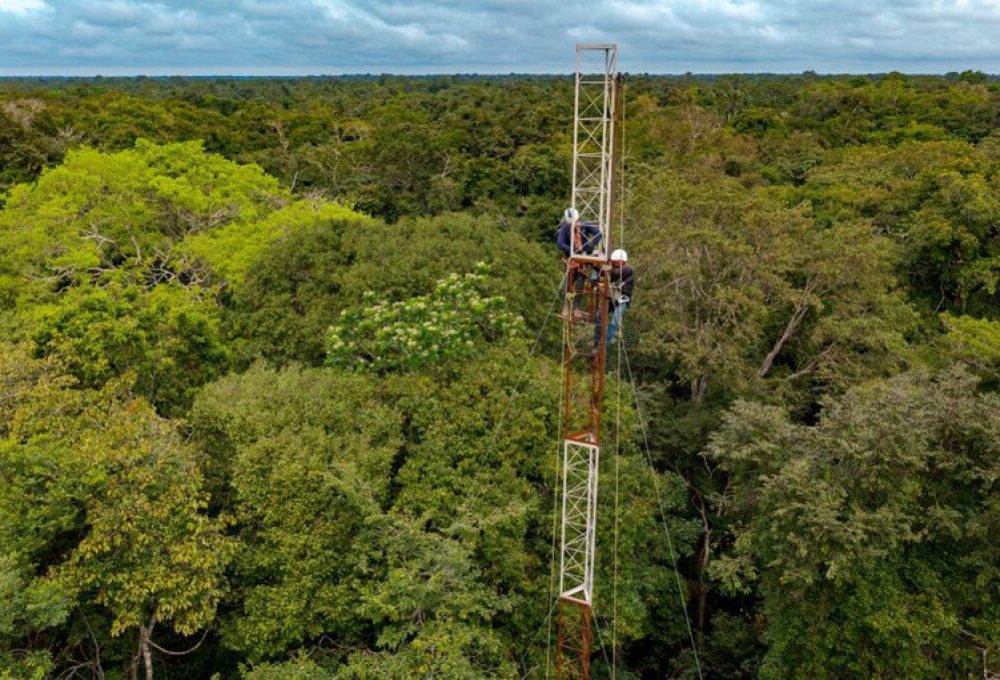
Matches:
[556,44,621,680]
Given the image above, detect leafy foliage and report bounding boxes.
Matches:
[939,313,1000,384]
[707,368,1000,678]
[0,343,233,677]
[191,343,695,678]
[325,266,523,372]
[630,169,914,404]
[2,72,1000,679]
[227,211,557,368]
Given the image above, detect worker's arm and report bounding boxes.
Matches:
[619,264,635,298]
[556,222,572,257]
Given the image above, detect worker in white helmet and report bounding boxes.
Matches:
[595,248,633,348]
[556,207,601,258]
[557,206,603,320]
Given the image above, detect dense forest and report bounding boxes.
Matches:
[1,70,999,679]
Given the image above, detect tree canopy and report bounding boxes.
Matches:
[2,72,1000,679]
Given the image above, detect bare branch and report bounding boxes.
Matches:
[147,628,210,657]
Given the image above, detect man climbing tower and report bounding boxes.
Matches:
[557,207,602,319]
[556,207,602,258]
[594,248,633,349]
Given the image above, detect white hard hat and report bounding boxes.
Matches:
[564,207,579,223]
[611,248,628,262]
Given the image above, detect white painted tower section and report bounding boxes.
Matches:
[569,44,618,259]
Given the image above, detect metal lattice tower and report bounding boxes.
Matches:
[556,44,621,680]
[569,45,618,259]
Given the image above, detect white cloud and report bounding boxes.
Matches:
[692,0,764,20]
[0,0,46,14]
[2,0,1000,73]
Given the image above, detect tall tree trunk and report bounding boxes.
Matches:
[691,375,708,405]
[696,499,712,633]
[139,615,157,680]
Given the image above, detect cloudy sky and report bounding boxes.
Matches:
[1,0,999,75]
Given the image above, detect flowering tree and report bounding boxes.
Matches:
[325,265,522,373]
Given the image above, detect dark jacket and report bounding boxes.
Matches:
[556,220,602,257]
[610,263,634,302]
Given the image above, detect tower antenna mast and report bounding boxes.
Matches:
[555,43,621,680]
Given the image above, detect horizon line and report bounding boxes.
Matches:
[0,69,996,79]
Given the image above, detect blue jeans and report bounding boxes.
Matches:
[594,301,628,347]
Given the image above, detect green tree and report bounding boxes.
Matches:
[708,367,1000,679]
[0,344,234,680]
[802,140,1000,316]
[938,313,1000,386]
[0,140,285,307]
[0,140,376,414]
[192,338,696,678]
[0,99,66,196]
[325,266,523,372]
[191,364,401,661]
[630,170,913,405]
[229,211,558,368]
